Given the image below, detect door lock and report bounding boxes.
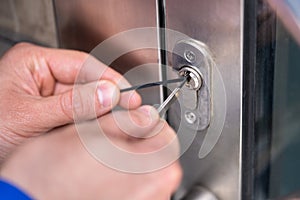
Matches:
[172,39,214,131]
[179,66,203,90]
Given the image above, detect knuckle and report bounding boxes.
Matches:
[59,91,74,121]
[72,88,92,120]
[13,42,32,49]
[3,42,37,61]
[10,42,35,53]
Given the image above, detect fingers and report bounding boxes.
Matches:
[98,106,180,155]
[99,105,160,139]
[146,162,183,199]
[43,47,142,109]
[40,43,142,109]
[0,121,182,200]
[6,43,141,109]
[34,80,120,128]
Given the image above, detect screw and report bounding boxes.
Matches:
[184,50,196,63]
[184,111,197,124]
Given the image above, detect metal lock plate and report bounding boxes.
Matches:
[172,39,213,131]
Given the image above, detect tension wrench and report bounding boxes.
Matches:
[157,77,187,116]
[120,77,187,116]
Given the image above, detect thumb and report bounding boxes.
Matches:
[35,80,120,129]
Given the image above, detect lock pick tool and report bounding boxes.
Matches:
[120,77,187,116]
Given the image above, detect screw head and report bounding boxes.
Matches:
[184,50,196,63]
[184,111,197,124]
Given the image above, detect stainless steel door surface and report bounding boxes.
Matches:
[54,1,243,199]
[54,0,161,105]
[165,1,242,199]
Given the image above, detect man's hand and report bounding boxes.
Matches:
[0,106,182,200]
[0,43,141,162]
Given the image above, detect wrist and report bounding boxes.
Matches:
[0,128,23,164]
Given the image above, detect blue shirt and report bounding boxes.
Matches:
[0,179,32,200]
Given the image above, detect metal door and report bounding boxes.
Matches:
[53,0,242,199]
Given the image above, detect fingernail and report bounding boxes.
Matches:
[97,80,119,108]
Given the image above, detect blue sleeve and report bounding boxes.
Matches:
[0,179,33,200]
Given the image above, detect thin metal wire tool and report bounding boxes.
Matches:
[120,77,185,93]
[157,77,187,116]
[120,77,187,116]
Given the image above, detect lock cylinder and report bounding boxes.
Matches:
[179,66,203,91]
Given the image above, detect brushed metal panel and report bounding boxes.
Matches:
[0,38,14,57]
[165,1,242,199]
[0,0,57,47]
[54,0,161,108]
[54,0,156,51]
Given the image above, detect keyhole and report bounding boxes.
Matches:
[179,66,203,90]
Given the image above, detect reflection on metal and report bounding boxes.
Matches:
[166,0,242,199]
[182,186,218,200]
[172,39,212,131]
[0,0,57,46]
[54,0,242,199]
[276,189,300,200]
[155,0,168,105]
[54,0,160,105]
[268,0,300,45]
